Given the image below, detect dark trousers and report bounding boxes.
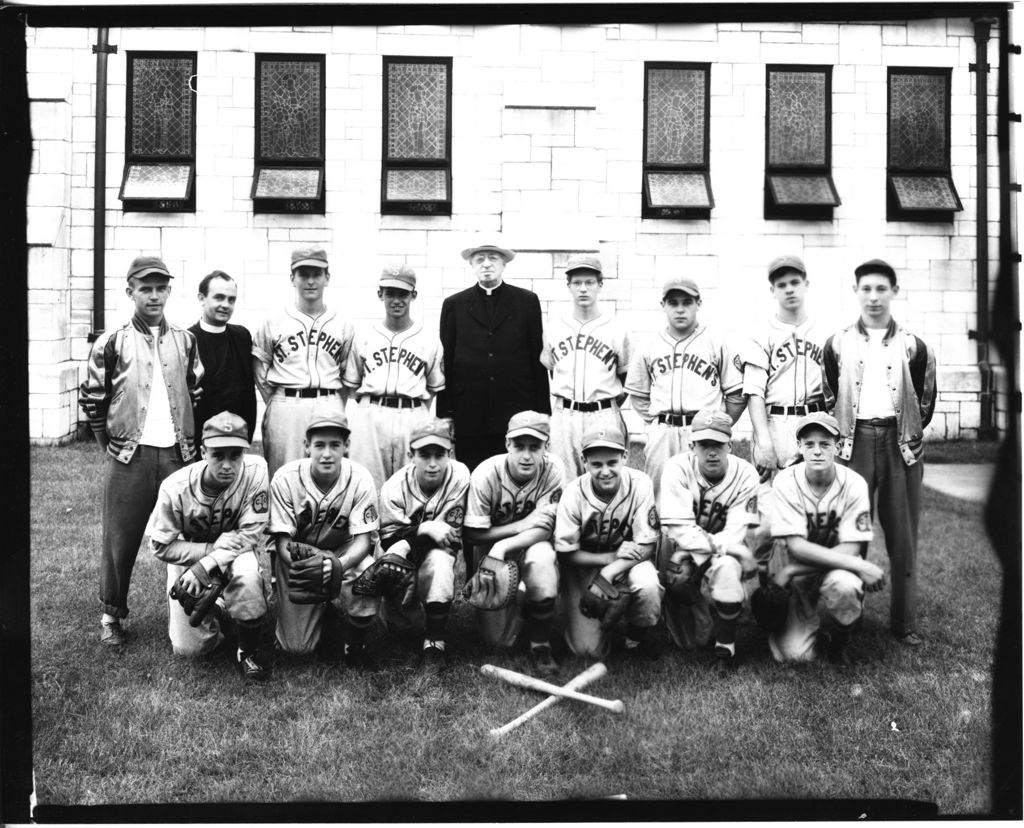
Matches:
[843,420,923,637]
[100,445,184,618]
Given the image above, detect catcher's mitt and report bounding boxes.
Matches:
[751,582,791,634]
[352,552,416,600]
[287,540,319,561]
[288,551,344,604]
[579,573,629,631]
[169,561,226,627]
[462,555,519,610]
[659,556,712,605]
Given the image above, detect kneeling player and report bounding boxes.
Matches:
[463,411,567,676]
[268,410,380,667]
[658,409,760,673]
[147,411,271,681]
[375,418,471,674]
[767,412,885,664]
[554,426,663,660]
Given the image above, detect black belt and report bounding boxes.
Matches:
[282,388,338,398]
[656,411,697,426]
[857,417,897,426]
[556,396,617,413]
[363,395,422,409]
[769,401,826,416]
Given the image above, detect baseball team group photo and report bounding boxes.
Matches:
[13,5,1017,818]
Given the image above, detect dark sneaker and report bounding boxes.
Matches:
[896,631,923,647]
[422,645,447,675]
[344,645,379,671]
[530,644,559,677]
[238,650,270,682]
[711,645,736,676]
[824,633,853,668]
[100,619,126,647]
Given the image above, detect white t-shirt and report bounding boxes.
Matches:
[856,328,896,419]
[140,327,177,447]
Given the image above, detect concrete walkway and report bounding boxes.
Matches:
[922,462,996,503]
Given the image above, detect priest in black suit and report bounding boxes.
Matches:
[188,270,257,456]
[438,237,551,472]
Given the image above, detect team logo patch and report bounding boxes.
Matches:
[856,511,871,532]
[253,491,268,514]
[732,354,744,372]
[445,505,465,526]
[549,487,562,504]
[648,506,660,530]
[364,504,379,523]
[745,494,758,514]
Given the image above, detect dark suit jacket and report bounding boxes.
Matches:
[188,321,258,449]
[437,282,550,437]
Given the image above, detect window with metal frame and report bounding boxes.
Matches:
[119,52,197,212]
[764,65,840,221]
[381,56,452,215]
[252,53,326,215]
[887,67,962,222]
[642,62,713,220]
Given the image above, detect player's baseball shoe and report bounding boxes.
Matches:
[896,631,923,647]
[237,650,271,682]
[422,644,447,676]
[343,644,379,671]
[100,619,126,647]
[529,644,559,677]
[625,637,660,661]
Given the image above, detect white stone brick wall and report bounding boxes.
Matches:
[25,18,1008,444]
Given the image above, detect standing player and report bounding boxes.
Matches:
[147,411,271,680]
[463,411,567,676]
[823,259,936,646]
[625,276,744,495]
[658,409,760,673]
[554,425,663,660]
[252,246,353,479]
[768,412,885,663]
[541,254,632,478]
[267,410,380,667]
[376,418,471,674]
[343,263,445,491]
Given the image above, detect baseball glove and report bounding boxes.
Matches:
[287,551,344,604]
[169,561,226,627]
[352,552,416,601]
[287,540,320,562]
[659,556,712,604]
[462,555,519,610]
[751,582,791,634]
[579,573,629,631]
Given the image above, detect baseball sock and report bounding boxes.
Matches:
[345,615,373,652]
[525,598,555,645]
[424,601,451,641]
[713,601,742,647]
[424,639,445,651]
[101,613,118,625]
[624,623,649,648]
[235,617,262,654]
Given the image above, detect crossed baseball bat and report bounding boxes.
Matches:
[481,662,623,737]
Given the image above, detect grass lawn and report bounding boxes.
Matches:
[29,441,1000,814]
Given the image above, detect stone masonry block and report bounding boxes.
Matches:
[503,161,552,191]
[907,19,947,46]
[939,367,982,393]
[802,23,840,44]
[930,259,974,291]
[655,23,718,41]
[839,24,881,65]
[29,246,71,292]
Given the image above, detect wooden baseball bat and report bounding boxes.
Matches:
[480,663,625,714]
[489,662,608,738]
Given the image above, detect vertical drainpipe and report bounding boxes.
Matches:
[972,17,997,439]
[89,28,115,341]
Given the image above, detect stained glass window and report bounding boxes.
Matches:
[886,68,960,220]
[764,66,838,219]
[120,52,196,212]
[642,63,712,219]
[382,57,452,215]
[253,54,325,214]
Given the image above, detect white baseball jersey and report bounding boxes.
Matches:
[378,460,472,546]
[148,454,270,569]
[554,467,661,553]
[343,320,445,402]
[659,452,760,549]
[741,315,829,406]
[268,457,379,548]
[541,312,632,402]
[625,326,743,417]
[465,453,567,529]
[252,306,353,390]
[771,464,873,549]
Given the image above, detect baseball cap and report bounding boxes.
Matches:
[460,235,516,263]
[581,425,628,452]
[201,411,250,449]
[379,263,416,292]
[661,277,701,299]
[565,255,602,278]
[690,409,733,443]
[854,258,897,283]
[506,410,550,441]
[795,411,841,439]
[291,246,329,271]
[767,255,807,282]
[305,409,350,437]
[126,255,173,282]
[408,418,453,451]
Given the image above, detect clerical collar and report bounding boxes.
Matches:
[198,319,227,333]
[477,281,503,296]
